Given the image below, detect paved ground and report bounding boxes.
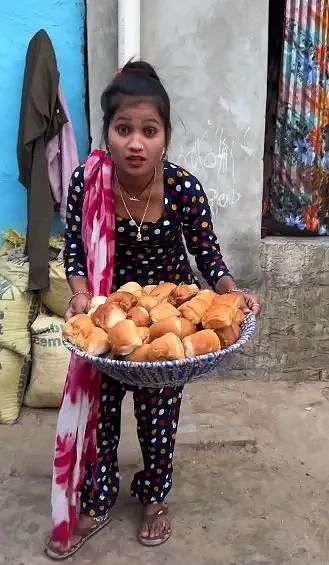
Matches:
[1,380,329,565]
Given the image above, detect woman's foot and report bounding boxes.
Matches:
[138,502,172,546]
[45,514,111,560]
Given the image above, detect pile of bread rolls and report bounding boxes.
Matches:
[63,282,246,362]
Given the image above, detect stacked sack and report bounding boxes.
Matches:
[0,231,72,421]
[0,247,39,423]
[25,248,71,409]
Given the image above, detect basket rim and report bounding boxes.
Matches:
[63,313,256,370]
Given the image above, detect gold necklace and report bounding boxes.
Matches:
[118,175,155,241]
[115,167,156,202]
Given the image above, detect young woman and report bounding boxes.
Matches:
[45,61,260,560]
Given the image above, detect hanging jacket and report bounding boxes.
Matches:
[17,29,68,291]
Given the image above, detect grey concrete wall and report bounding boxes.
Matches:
[228,238,329,381]
[87,0,269,285]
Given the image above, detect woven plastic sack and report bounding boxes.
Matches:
[0,347,30,424]
[0,258,39,356]
[24,314,69,408]
[41,260,71,318]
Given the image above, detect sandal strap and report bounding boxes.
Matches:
[142,504,170,528]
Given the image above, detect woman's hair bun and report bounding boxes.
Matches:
[121,60,160,82]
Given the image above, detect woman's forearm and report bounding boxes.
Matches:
[67,275,89,294]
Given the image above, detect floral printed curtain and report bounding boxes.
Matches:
[263,0,329,235]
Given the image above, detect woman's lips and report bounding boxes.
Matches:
[126,156,146,167]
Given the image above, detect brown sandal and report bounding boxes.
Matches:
[44,513,111,561]
[138,504,172,547]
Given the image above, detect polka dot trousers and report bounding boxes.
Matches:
[80,375,183,518]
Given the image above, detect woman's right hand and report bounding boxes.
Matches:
[65,294,90,321]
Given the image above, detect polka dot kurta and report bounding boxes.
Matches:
[64,161,230,516]
[64,161,230,289]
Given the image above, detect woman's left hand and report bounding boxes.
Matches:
[240,292,261,317]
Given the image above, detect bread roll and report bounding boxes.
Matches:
[149,316,182,341]
[178,296,210,325]
[144,284,157,295]
[126,344,151,362]
[127,306,150,327]
[138,295,159,312]
[202,304,235,330]
[117,282,142,295]
[91,303,126,331]
[106,291,138,312]
[147,332,185,362]
[149,316,197,341]
[197,289,216,308]
[137,326,151,344]
[167,284,199,307]
[149,302,181,324]
[149,282,177,302]
[76,327,111,355]
[87,296,107,316]
[63,314,95,343]
[180,318,197,338]
[182,329,220,357]
[216,323,241,347]
[107,319,142,356]
[234,309,245,325]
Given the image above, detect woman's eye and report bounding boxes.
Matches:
[116,126,130,136]
[144,127,157,137]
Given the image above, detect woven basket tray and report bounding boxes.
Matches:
[63,313,256,388]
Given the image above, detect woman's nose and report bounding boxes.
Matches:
[128,134,144,151]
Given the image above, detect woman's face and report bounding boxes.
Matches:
[107,100,166,177]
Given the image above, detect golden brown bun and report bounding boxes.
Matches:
[167,284,199,307]
[197,289,216,307]
[149,316,197,341]
[182,329,220,357]
[234,309,245,325]
[117,282,143,295]
[147,332,185,362]
[178,296,210,325]
[212,292,245,310]
[76,327,111,355]
[138,295,159,312]
[87,296,107,316]
[144,284,157,295]
[126,344,151,362]
[106,291,138,312]
[127,306,151,327]
[202,304,235,330]
[149,302,181,324]
[63,314,95,342]
[63,314,110,355]
[180,318,197,338]
[91,303,126,331]
[216,323,241,347]
[149,282,177,302]
[107,319,142,356]
[137,326,151,344]
[149,316,182,341]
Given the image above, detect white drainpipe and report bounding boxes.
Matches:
[118,0,140,68]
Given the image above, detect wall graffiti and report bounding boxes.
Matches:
[176,123,251,216]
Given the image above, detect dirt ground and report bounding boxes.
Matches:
[1,380,329,565]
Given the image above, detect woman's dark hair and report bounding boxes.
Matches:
[101,60,171,148]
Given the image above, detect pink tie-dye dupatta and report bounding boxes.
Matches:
[50,149,115,547]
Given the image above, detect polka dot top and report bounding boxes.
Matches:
[64,161,230,290]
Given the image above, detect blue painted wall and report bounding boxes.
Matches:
[0,1,89,238]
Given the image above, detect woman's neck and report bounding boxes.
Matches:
[115,164,162,195]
